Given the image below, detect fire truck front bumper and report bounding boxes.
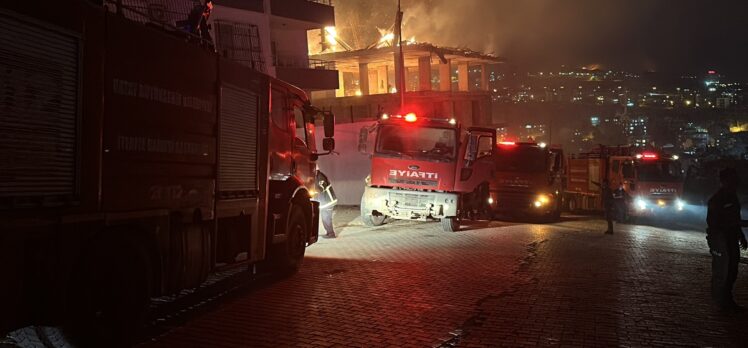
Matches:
[362,187,459,220]
[630,197,687,216]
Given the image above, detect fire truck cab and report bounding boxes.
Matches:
[488,142,566,220]
[358,113,495,232]
[566,146,685,219]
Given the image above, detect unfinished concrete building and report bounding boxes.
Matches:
[310,43,504,127]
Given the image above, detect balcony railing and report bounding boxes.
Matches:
[306,0,333,5]
[274,55,336,70]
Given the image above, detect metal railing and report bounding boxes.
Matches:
[274,55,336,70]
[306,0,333,6]
[309,58,336,70]
[103,0,214,48]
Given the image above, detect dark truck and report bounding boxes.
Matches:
[487,142,566,220]
[0,0,334,344]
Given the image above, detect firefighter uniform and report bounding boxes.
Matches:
[706,186,745,309]
[602,181,615,234]
[315,170,338,238]
[613,184,628,222]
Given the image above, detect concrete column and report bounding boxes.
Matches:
[368,70,379,95]
[439,60,452,92]
[457,62,469,92]
[394,53,403,93]
[418,56,432,91]
[358,63,369,95]
[480,64,489,91]
[404,67,410,92]
[377,65,389,94]
[336,69,345,97]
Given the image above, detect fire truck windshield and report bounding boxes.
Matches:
[375,125,456,162]
[495,146,547,172]
[637,160,682,182]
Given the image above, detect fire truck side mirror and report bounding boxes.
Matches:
[358,127,369,154]
[323,112,335,138]
[323,137,335,152]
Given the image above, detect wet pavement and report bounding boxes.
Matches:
[140,207,748,347]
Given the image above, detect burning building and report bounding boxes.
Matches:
[308,40,504,127]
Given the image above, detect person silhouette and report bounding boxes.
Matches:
[707,168,748,311]
[602,180,615,234]
[314,170,338,238]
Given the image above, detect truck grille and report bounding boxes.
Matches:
[388,178,438,187]
[389,192,434,208]
[496,191,533,208]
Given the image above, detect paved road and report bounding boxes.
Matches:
[141,207,748,347]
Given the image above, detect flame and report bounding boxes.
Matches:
[324,26,337,46]
[377,32,395,47]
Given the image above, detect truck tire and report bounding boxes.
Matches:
[360,197,386,226]
[441,217,460,232]
[68,234,152,347]
[272,205,307,274]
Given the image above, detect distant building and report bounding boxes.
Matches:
[716,97,733,109]
[520,123,547,142]
[626,117,649,147]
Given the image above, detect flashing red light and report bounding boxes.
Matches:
[498,141,517,146]
[641,152,658,160]
[708,70,716,75]
[404,113,417,122]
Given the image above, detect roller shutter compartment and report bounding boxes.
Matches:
[218,85,259,199]
[0,13,80,202]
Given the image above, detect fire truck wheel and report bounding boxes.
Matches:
[441,217,460,232]
[272,205,307,274]
[360,197,386,226]
[67,234,151,347]
[361,213,386,226]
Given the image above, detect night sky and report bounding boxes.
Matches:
[334,0,748,78]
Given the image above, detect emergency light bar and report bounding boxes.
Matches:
[498,141,546,147]
[379,113,457,126]
[636,152,658,160]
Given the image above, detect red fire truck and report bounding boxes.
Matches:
[358,113,495,232]
[487,142,566,220]
[0,0,334,343]
[565,146,685,220]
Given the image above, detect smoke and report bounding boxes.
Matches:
[332,0,748,75]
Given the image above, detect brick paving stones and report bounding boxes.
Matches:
[143,209,748,347]
[455,218,748,347]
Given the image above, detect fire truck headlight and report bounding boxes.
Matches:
[488,197,495,204]
[635,197,647,211]
[533,194,551,208]
[533,195,548,208]
[676,199,685,211]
